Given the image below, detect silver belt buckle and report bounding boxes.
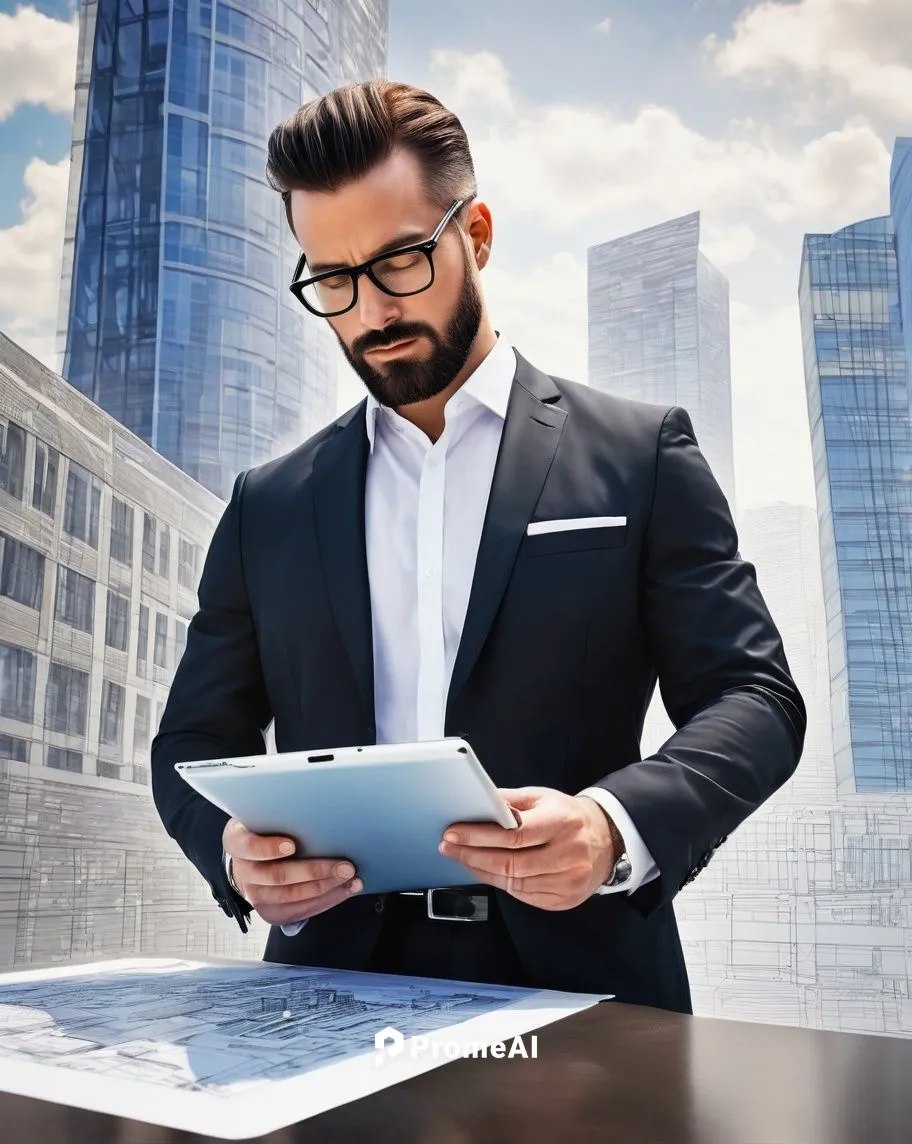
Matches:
[427,887,489,922]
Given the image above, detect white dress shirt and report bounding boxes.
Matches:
[245,332,658,935]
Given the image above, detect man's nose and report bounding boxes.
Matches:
[356,274,404,330]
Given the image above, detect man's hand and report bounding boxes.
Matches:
[223,818,362,927]
[438,787,619,910]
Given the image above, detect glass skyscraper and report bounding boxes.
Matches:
[587,211,736,514]
[799,138,912,793]
[588,211,737,759]
[57,0,388,499]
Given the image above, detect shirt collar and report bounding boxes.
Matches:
[364,331,515,453]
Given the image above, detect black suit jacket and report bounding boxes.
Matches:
[151,351,806,1014]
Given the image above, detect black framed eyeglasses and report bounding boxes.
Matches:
[288,198,469,318]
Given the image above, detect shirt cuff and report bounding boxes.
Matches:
[224,850,308,935]
[577,787,660,895]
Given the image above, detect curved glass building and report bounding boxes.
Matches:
[57,0,388,499]
[799,138,912,793]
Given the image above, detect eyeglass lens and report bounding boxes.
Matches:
[300,249,433,315]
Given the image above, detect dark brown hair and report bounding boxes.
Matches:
[265,79,477,235]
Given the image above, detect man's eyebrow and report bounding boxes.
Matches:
[306,229,427,274]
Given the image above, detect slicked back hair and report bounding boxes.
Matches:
[265,79,477,236]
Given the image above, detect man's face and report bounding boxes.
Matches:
[289,148,483,409]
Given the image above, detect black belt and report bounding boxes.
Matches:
[396,887,492,921]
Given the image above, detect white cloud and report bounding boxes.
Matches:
[0,157,70,371]
[705,0,912,120]
[428,49,514,115]
[481,251,588,382]
[595,17,612,34]
[700,220,760,266]
[0,5,79,121]
[429,51,890,235]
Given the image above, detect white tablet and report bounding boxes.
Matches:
[174,738,519,894]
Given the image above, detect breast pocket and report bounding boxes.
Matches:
[523,517,628,556]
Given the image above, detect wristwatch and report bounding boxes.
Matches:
[603,815,632,887]
[605,849,632,887]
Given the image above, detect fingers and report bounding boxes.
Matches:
[224,818,296,862]
[253,879,363,928]
[496,787,547,809]
[460,862,594,905]
[237,858,364,920]
[251,871,362,911]
[443,806,556,849]
[237,856,355,888]
[442,840,566,883]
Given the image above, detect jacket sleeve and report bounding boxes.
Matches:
[590,406,806,918]
[151,470,271,933]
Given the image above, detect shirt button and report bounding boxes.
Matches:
[424,568,433,578]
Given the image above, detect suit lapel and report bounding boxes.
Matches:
[312,402,375,733]
[445,352,566,726]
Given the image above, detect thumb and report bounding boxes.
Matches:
[497,787,545,810]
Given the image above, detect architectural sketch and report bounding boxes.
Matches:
[0,958,527,1091]
[0,956,605,1137]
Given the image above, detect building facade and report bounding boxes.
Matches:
[0,332,263,966]
[676,503,912,1038]
[798,138,912,793]
[587,210,736,513]
[57,0,388,500]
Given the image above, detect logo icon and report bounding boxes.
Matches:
[374,1024,405,1066]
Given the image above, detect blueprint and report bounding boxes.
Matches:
[0,957,609,1138]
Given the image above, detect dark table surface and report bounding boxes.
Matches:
[3,959,912,1144]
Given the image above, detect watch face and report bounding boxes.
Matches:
[611,855,632,885]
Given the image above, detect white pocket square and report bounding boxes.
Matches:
[527,515,627,536]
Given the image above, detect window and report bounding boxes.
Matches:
[174,617,187,663]
[137,603,149,667]
[99,679,125,748]
[0,419,26,499]
[159,522,170,579]
[0,734,28,762]
[134,694,151,752]
[46,747,83,773]
[63,462,102,548]
[0,532,45,610]
[105,590,130,652]
[32,442,59,517]
[97,760,122,780]
[0,643,36,723]
[44,662,89,736]
[55,566,95,633]
[178,538,201,589]
[142,513,156,571]
[153,612,169,668]
[110,497,134,565]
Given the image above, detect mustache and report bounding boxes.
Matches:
[355,326,432,354]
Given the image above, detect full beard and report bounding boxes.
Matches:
[335,251,484,409]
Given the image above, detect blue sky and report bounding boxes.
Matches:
[0,0,909,512]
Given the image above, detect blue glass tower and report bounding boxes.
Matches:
[57,0,388,499]
[798,138,912,793]
[587,211,736,515]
